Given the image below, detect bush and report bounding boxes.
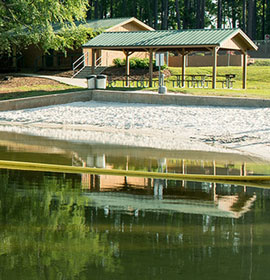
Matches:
[251,59,270,66]
[113,57,168,70]
[113,58,122,67]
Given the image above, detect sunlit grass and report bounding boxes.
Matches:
[165,66,270,98]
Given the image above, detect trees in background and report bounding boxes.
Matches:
[1,0,269,55]
[87,0,270,40]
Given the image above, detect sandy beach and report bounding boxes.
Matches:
[0,100,269,161]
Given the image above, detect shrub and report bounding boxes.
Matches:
[251,59,270,66]
[113,58,122,67]
[113,57,168,70]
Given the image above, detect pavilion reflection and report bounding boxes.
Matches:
[0,131,261,218]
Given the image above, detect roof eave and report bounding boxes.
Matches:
[105,17,155,32]
[82,44,220,51]
[220,28,258,51]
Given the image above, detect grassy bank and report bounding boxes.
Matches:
[0,87,85,101]
[0,75,84,101]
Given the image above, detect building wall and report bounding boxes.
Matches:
[84,21,149,67]
[22,45,81,70]
[169,54,243,67]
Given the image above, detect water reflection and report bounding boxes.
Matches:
[0,168,270,280]
[0,132,270,279]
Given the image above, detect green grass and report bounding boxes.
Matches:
[108,65,270,99]
[164,66,270,99]
[0,85,85,101]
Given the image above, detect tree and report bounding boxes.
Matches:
[175,0,181,29]
[0,0,89,55]
[217,0,222,28]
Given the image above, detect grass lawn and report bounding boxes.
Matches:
[0,76,85,101]
[107,65,270,99]
[161,65,270,99]
[1,65,270,100]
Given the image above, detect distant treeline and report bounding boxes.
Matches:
[87,0,270,40]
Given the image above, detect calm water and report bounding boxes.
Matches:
[0,132,270,280]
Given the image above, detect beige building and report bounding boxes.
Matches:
[83,17,154,68]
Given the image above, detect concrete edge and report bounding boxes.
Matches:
[0,89,269,111]
[0,90,92,111]
[92,90,270,108]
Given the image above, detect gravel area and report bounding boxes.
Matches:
[0,101,269,160]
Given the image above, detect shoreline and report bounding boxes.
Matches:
[0,100,269,162]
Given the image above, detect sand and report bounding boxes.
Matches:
[0,100,269,161]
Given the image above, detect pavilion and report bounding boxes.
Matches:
[82,28,258,89]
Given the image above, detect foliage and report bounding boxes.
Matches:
[86,0,269,40]
[113,57,167,70]
[250,59,270,66]
[0,0,89,54]
[113,58,125,67]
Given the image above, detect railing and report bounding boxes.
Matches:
[95,56,102,69]
[72,52,88,77]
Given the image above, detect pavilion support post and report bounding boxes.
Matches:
[181,49,186,87]
[212,47,218,89]
[149,49,153,87]
[91,49,96,74]
[124,51,131,87]
[242,50,247,89]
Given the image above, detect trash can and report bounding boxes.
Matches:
[96,74,107,89]
[86,75,96,89]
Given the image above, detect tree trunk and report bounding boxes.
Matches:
[262,0,265,39]
[247,0,254,38]
[132,0,137,17]
[87,0,93,19]
[200,0,205,28]
[175,0,181,29]
[110,0,113,17]
[196,0,200,28]
[183,0,190,29]
[154,0,158,29]
[161,0,169,30]
[99,0,103,18]
[242,0,246,32]
[217,0,222,28]
[252,0,257,39]
[94,0,99,19]
[231,0,237,28]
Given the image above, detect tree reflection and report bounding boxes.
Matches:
[0,169,270,280]
[0,170,121,280]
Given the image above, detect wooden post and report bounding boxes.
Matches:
[242,51,247,89]
[149,49,153,87]
[181,49,186,87]
[125,51,130,87]
[212,47,218,89]
[91,49,96,74]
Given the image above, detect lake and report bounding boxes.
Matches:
[0,131,269,280]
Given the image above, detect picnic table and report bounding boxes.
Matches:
[173,74,211,88]
[172,74,236,89]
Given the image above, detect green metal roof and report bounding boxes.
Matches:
[52,17,133,33]
[83,28,256,50]
[74,17,132,31]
